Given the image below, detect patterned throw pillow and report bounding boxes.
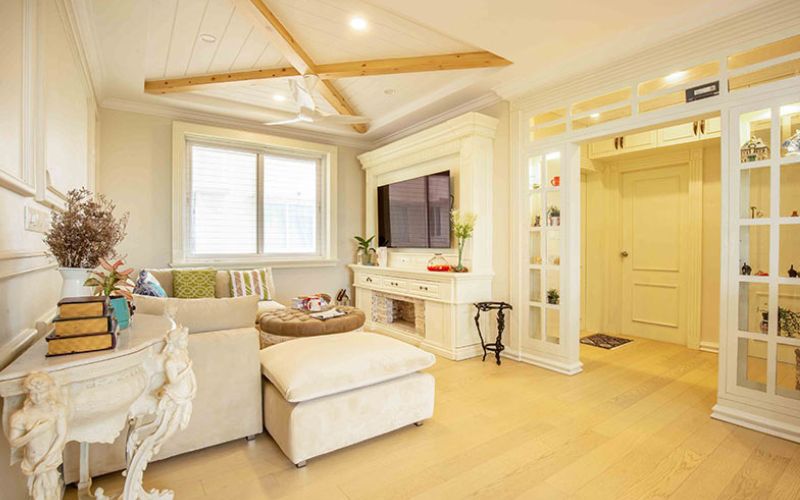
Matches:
[228,269,272,301]
[133,270,167,297]
[173,269,216,299]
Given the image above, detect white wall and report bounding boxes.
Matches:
[97,108,365,303]
[0,0,97,496]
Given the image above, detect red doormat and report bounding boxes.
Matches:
[580,333,633,350]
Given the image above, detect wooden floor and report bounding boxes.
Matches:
[68,338,800,500]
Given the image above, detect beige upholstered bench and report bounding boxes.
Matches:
[259,332,435,467]
[257,306,366,348]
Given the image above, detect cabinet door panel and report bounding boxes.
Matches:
[659,123,697,146]
[623,131,658,151]
[703,117,721,137]
[588,138,618,159]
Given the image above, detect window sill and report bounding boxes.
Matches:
[170,258,341,270]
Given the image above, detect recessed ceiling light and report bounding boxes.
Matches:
[273,94,287,102]
[384,88,396,96]
[665,70,687,83]
[590,112,600,119]
[349,17,368,31]
[199,33,217,43]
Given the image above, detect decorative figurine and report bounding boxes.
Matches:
[782,129,800,156]
[750,206,758,219]
[755,270,769,276]
[741,262,752,276]
[533,215,541,227]
[740,136,770,162]
[792,210,799,217]
[789,265,798,278]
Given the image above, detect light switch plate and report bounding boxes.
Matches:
[25,205,50,233]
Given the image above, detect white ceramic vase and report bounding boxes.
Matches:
[59,267,93,298]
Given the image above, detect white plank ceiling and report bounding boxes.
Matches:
[139,0,489,135]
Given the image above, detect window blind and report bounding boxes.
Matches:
[189,144,257,255]
[263,154,320,255]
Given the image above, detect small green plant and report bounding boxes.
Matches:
[547,205,560,217]
[451,210,478,272]
[546,288,560,305]
[354,235,376,265]
[778,306,800,337]
[84,257,135,300]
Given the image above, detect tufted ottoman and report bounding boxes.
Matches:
[259,332,436,467]
[257,306,365,348]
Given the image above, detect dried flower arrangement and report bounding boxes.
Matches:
[44,188,129,268]
[84,257,135,300]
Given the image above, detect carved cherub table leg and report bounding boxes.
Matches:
[99,325,196,500]
[6,372,68,500]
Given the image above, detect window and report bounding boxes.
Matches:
[173,122,337,266]
[187,142,324,260]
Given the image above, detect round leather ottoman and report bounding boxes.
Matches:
[257,306,366,348]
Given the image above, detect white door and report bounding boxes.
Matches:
[620,165,689,344]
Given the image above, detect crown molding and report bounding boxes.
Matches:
[500,0,800,112]
[359,112,499,170]
[65,0,105,102]
[101,97,374,150]
[372,92,501,148]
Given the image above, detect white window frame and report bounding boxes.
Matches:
[172,121,338,268]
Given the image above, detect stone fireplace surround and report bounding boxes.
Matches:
[371,292,426,336]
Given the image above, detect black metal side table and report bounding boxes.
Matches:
[473,302,513,366]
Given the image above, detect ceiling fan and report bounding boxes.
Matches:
[264,75,370,126]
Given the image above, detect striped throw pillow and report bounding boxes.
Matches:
[229,269,272,301]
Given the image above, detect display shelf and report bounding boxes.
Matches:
[780,156,800,166]
[737,275,771,283]
[739,218,771,226]
[738,158,771,170]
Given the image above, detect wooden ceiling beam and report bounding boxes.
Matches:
[248,0,366,133]
[144,66,300,94]
[315,52,511,79]
[145,51,511,94]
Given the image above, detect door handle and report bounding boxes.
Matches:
[700,119,706,135]
[620,250,629,257]
[614,137,619,150]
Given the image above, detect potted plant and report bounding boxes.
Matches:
[84,257,135,329]
[547,205,561,226]
[451,210,477,273]
[44,188,129,298]
[354,235,376,266]
[546,288,560,305]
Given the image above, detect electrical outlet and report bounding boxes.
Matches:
[25,205,50,233]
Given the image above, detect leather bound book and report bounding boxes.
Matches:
[58,296,109,319]
[45,329,118,357]
[53,313,114,338]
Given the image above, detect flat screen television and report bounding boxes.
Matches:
[377,171,451,248]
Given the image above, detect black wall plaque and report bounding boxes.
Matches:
[685,81,720,102]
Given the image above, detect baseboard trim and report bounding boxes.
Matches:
[711,403,800,444]
[513,351,583,375]
[699,341,719,353]
[0,306,57,370]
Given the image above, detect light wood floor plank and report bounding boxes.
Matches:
[65,337,800,500]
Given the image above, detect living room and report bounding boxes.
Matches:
[1,0,799,499]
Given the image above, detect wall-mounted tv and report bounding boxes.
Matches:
[377,171,451,248]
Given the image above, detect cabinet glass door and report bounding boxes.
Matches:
[731,99,800,403]
[525,151,563,347]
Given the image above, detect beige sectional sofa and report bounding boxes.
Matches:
[63,268,282,483]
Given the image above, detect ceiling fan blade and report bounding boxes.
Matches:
[316,114,371,125]
[263,117,306,126]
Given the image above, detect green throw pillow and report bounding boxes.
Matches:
[173,269,216,299]
[228,269,272,301]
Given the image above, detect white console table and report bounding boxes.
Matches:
[0,314,196,500]
[350,265,493,360]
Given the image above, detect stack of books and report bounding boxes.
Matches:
[46,296,118,357]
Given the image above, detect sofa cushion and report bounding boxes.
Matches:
[133,294,259,334]
[259,332,436,403]
[132,270,167,297]
[173,269,216,298]
[147,269,173,296]
[228,269,272,300]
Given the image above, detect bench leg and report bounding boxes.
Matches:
[414,421,424,427]
[295,461,307,468]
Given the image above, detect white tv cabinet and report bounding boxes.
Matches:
[350,265,493,360]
